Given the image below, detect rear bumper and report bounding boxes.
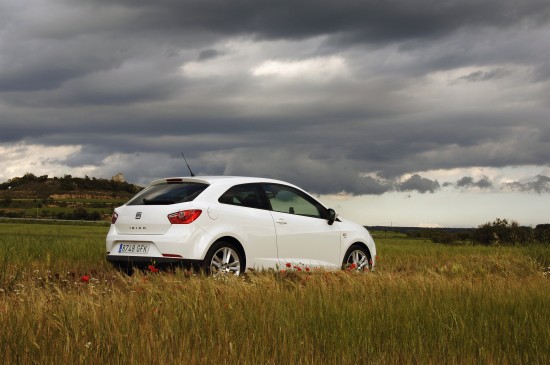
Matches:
[106,224,211,262]
[106,254,201,269]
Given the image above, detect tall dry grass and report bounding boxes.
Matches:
[1,224,549,364]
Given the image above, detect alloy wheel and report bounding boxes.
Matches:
[209,246,241,276]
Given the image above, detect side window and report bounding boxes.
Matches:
[218,183,266,210]
[262,184,326,219]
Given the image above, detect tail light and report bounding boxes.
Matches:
[168,209,202,224]
[111,212,118,224]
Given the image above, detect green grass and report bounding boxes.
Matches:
[0,223,110,274]
[0,224,549,364]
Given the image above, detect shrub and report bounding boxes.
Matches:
[535,224,550,244]
[474,218,536,246]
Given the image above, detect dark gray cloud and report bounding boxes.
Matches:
[456,176,493,189]
[2,0,549,94]
[397,174,440,194]
[504,175,550,193]
[1,0,550,195]
[88,0,550,42]
[456,68,509,83]
[198,49,224,61]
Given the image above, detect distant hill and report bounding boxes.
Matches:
[0,173,142,200]
[0,173,143,220]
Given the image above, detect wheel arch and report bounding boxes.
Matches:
[343,241,373,265]
[210,236,247,269]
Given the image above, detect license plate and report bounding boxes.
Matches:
[118,243,150,254]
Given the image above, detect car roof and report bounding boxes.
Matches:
[149,176,294,187]
[145,175,323,208]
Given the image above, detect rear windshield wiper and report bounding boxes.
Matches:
[143,199,175,205]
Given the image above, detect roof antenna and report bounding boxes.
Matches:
[181,153,196,177]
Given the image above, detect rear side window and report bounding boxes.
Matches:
[218,183,267,210]
[127,182,208,206]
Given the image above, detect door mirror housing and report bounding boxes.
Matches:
[327,208,337,225]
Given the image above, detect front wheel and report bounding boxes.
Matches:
[342,244,371,271]
[203,241,245,276]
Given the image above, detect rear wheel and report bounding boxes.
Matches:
[203,241,245,276]
[342,244,370,271]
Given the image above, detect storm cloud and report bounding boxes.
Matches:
[1,0,550,196]
[397,174,440,194]
[456,176,493,189]
[504,175,550,194]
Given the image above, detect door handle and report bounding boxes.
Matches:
[276,219,287,225]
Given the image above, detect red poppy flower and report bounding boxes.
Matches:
[81,275,90,283]
[148,265,159,273]
[285,262,292,268]
[305,267,310,272]
[347,263,357,271]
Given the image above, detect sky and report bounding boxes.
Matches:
[1,0,550,227]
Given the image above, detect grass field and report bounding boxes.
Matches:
[1,223,549,364]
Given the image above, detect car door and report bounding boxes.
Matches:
[217,183,279,270]
[261,183,342,268]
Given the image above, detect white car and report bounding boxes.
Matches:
[106,176,376,275]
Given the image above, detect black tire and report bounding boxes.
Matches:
[342,244,370,271]
[203,241,245,276]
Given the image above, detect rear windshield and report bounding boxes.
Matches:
[127,182,208,206]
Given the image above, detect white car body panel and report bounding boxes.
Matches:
[203,204,278,269]
[270,211,342,268]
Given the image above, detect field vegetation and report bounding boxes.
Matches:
[0,222,549,364]
[403,218,550,248]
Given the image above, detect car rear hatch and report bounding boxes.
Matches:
[113,205,176,235]
[113,179,209,235]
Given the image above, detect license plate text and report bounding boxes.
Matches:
[118,243,149,254]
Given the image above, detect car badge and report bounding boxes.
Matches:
[135,212,142,219]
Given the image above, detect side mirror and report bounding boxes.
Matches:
[327,208,336,225]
